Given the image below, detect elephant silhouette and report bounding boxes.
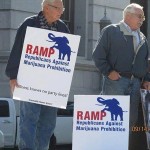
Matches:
[97,97,123,121]
[47,33,72,61]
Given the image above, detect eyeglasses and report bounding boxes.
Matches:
[48,4,65,12]
[130,13,145,21]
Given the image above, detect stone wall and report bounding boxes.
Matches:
[0,0,133,101]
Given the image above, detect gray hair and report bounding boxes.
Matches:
[123,3,143,19]
[41,0,62,8]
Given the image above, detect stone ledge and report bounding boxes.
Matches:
[0,51,99,72]
[0,0,41,13]
[75,57,98,72]
[3,52,148,73]
[0,51,9,63]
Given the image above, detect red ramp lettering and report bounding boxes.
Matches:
[77,111,106,120]
[25,44,55,58]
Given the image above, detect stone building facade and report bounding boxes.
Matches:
[3,0,149,102]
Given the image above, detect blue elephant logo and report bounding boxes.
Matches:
[96,97,125,121]
[47,33,74,61]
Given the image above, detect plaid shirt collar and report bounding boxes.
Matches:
[38,11,58,31]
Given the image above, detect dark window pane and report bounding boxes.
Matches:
[0,100,9,117]
[61,0,74,33]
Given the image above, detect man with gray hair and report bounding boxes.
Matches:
[93,3,150,150]
[5,0,69,150]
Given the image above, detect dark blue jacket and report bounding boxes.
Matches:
[5,13,69,79]
[92,22,150,81]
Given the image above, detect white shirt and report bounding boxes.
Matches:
[123,22,140,48]
[123,22,140,49]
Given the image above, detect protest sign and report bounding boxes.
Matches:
[13,27,80,108]
[72,95,130,150]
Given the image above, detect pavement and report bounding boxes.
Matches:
[49,144,72,150]
[55,145,72,150]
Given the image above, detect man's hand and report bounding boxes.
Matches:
[9,79,19,94]
[108,71,121,80]
[142,81,150,90]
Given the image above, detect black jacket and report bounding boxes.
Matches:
[92,22,150,81]
[5,13,70,79]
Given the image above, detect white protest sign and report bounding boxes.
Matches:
[13,27,80,108]
[73,95,130,150]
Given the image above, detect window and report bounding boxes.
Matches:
[0,100,9,117]
[130,0,147,36]
[61,0,74,34]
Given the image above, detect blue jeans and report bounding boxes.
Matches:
[19,102,57,150]
[101,76,141,128]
